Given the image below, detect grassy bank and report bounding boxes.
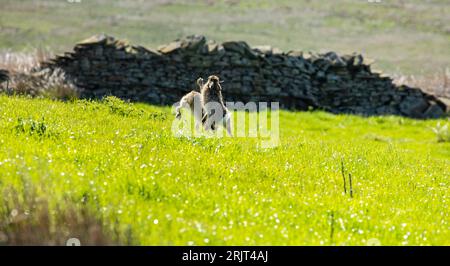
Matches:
[0,95,448,245]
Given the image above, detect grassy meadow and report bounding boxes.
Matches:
[0,95,449,245]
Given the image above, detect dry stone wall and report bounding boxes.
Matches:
[39,34,446,118]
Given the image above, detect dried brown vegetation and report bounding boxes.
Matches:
[394,68,450,99]
[0,187,119,246]
[0,50,80,100]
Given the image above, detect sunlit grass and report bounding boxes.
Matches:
[0,95,449,245]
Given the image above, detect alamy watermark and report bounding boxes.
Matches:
[172,101,280,148]
[66,238,81,246]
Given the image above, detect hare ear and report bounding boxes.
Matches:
[196,78,204,88]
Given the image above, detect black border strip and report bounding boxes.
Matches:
[0,246,447,264]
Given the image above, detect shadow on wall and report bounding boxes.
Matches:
[38,34,447,119]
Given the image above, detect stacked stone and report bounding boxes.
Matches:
[0,69,9,83]
[39,34,447,118]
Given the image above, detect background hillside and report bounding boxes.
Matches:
[1,0,449,76]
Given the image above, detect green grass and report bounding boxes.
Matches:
[0,95,449,245]
[1,0,449,75]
